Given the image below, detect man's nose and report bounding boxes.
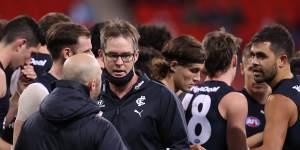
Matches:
[251,56,259,65]
[115,56,124,65]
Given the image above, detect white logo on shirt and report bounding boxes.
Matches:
[97,100,106,108]
[96,111,103,118]
[292,85,300,92]
[136,96,146,107]
[31,58,47,66]
[191,86,220,93]
[134,81,144,90]
[134,109,143,118]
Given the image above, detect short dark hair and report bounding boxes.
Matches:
[137,24,172,51]
[2,15,41,47]
[251,24,295,61]
[39,12,72,45]
[46,22,90,60]
[100,19,140,51]
[202,29,241,77]
[0,19,8,40]
[89,22,107,57]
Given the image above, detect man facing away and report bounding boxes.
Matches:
[15,54,127,150]
[13,22,93,147]
[181,29,248,150]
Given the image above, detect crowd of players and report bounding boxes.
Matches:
[0,12,300,150]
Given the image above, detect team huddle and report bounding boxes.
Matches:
[0,12,299,150]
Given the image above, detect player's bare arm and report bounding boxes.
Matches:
[220,92,248,150]
[0,70,6,98]
[247,132,263,148]
[251,94,297,150]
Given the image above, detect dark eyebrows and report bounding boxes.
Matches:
[105,52,134,55]
[189,68,201,73]
[249,50,268,58]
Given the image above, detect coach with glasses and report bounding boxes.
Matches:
[97,19,189,150]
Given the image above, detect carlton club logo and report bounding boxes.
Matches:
[246,116,261,127]
[136,96,146,107]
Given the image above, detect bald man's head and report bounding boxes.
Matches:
[63,54,102,99]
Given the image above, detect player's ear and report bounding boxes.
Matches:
[63,48,74,59]
[278,54,288,68]
[99,49,105,66]
[170,60,178,72]
[13,38,27,53]
[133,50,139,63]
[99,49,104,58]
[88,79,96,91]
[240,63,244,75]
[232,54,237,68]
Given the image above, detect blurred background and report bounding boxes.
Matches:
[1,0,300,89]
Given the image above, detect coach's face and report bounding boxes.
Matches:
[250,42,277,84]
[102,36,138,78]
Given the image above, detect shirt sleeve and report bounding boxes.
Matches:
[96,118,128,150]
[158,88,190,150]
[16,83,49,122]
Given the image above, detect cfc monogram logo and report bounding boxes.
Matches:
[136,96,146,107]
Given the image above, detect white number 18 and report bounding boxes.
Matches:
[182,94,212,144]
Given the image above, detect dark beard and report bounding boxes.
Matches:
[258,65,277,84]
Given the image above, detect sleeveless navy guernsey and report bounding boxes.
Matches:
[272,76,300,150]
[32,72,57,92]
[182,80,234,150]
[241,89,265,137]
[31,52,52,77]
[0,63,11,128]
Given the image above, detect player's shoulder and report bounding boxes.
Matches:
[19,82,49,105]
[23,82,48,94]
[220,91,248,112]
[268,94,294,106]
[222,91,247,103]
[0,69,6,97]
[265,94,297,125]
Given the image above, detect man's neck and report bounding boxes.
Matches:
[207,69,234,86]
[0,43,12,69]
[245,88,269,105]
[160,74,176,92]
[48,60,64,80]
[269,66,293,88]
[109,73,139,99]
[37,45,50,54]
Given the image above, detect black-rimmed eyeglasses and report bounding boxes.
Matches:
[104,52,135,63]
